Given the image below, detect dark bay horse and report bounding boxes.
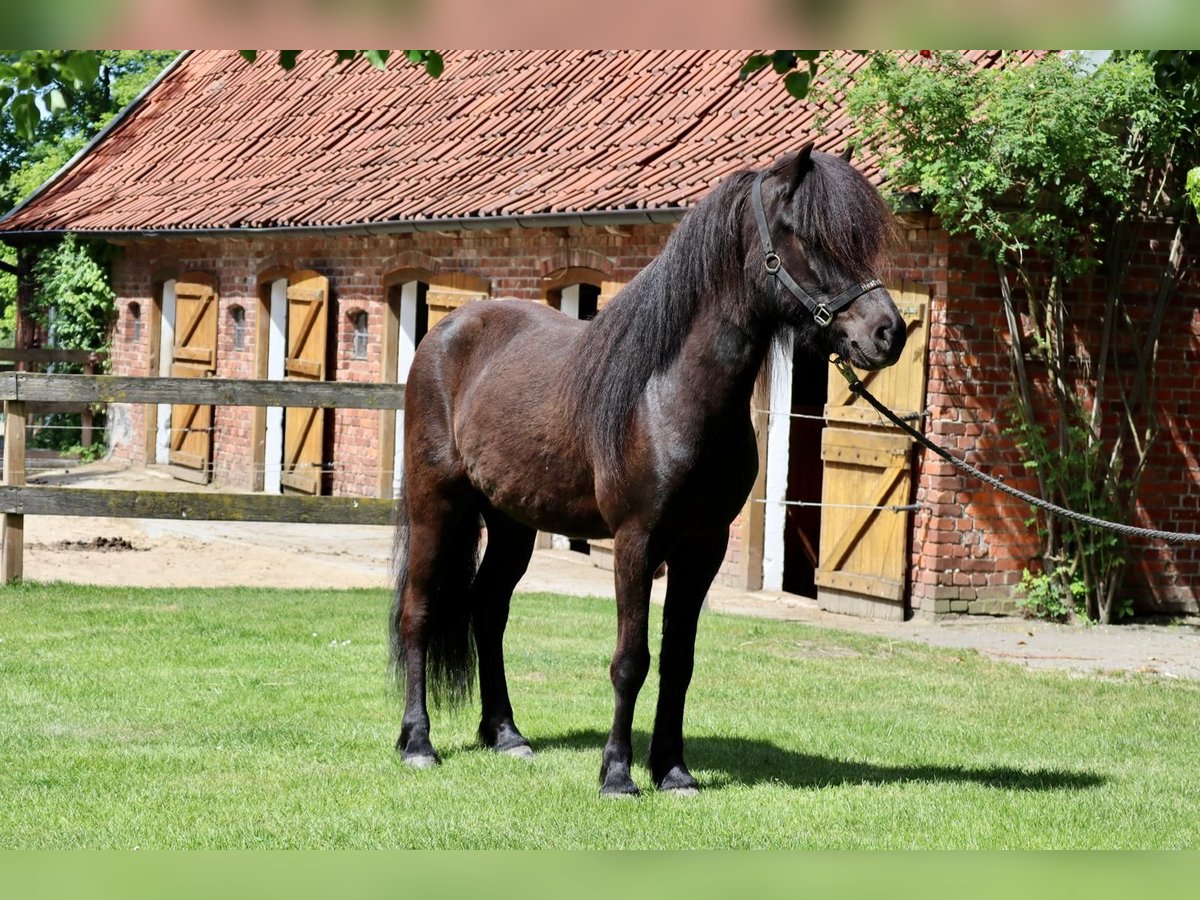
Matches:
[390,142,906,796]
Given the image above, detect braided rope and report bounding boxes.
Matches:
[830,357,1200,545]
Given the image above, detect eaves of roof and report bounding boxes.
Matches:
[0,205,688,242]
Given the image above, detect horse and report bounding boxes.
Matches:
[390,141,906,796]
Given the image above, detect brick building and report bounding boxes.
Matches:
[1,50,1196,618]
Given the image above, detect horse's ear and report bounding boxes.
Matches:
[840,144,853,163]
[776,141,815,195]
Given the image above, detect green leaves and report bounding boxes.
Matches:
[847,51,1173,273]
[404,50,444,77]
[9,92,39,141]
[239,50,445,78]
[29,235,116,353]
[739,54,770,80]
[0,50,107,140]
[784,71,812,99]
[771,51,797,74]
[58,51,101,89]
[364,50,391,70]
[422,52,444,78]
[1188,167,1200,221]
[0,50,156,141]
[740,51,824,99]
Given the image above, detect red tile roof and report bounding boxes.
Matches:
[0,50,1016,235]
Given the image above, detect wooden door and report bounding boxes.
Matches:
[169,274,218,482]
[597,279,625,311]
[814,281,930,619]
[281,270,330,495]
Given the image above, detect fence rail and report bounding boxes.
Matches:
[0,349,109,447]
[1,373,406,583]
[0,373,406,409]
[0,348,106,366]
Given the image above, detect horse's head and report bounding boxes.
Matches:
[751,142,906,370]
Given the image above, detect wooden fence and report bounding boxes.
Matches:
[0,372,405,583]
[0,348,106,447]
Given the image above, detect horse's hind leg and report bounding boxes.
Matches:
[472,509,536,757]
[396,483,479,768]
[647,527,729,794]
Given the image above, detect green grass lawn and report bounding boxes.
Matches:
[1,582,1197,849]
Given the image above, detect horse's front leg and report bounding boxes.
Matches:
[648,527,728,794]
[600,527,655,797]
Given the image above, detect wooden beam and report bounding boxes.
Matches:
[0,374,406,410]
[0,485,396,526]
[0,260,17,276]
[0,348,106,365]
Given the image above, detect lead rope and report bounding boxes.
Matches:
[830,355,1200,545]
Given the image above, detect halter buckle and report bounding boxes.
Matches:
[764,253,781,274]
[813,304,834,327]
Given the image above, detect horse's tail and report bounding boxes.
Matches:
[389,472,481,709]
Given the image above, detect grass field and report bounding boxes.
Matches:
[1,582,1198,849]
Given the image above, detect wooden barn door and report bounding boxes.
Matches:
[281,270,330,495]
[815,282,930,620]
[168,274,218,482]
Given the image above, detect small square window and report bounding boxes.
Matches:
[231,306,246,350]
[352,311,369,360]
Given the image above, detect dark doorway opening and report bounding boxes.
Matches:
[577,284,599,320]
[782,350,828,597]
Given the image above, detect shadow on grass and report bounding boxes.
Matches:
[533,728,1104,791]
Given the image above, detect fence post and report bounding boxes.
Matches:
[3,399,26,583]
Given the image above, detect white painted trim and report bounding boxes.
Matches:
[263,278,287,494]
[560,283,580,319]
[761,333,795,591]
[392,280,421,497]
[154,280,177,465]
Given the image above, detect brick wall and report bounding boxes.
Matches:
[105,216,1200,610]
[904,217,1200,616]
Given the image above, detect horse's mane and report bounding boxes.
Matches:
[567,150,892,475]
[787,150,893,282]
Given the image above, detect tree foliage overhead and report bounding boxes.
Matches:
[237,49,445,78]
[845,51,1179,271]
[0,52,177,344]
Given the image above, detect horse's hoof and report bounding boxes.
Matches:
[403,753,439,770]
[599,772,641,797]
[654,765,700,795]
[500,743,535,760]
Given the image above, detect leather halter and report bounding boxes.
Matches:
[751,172,883,327]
